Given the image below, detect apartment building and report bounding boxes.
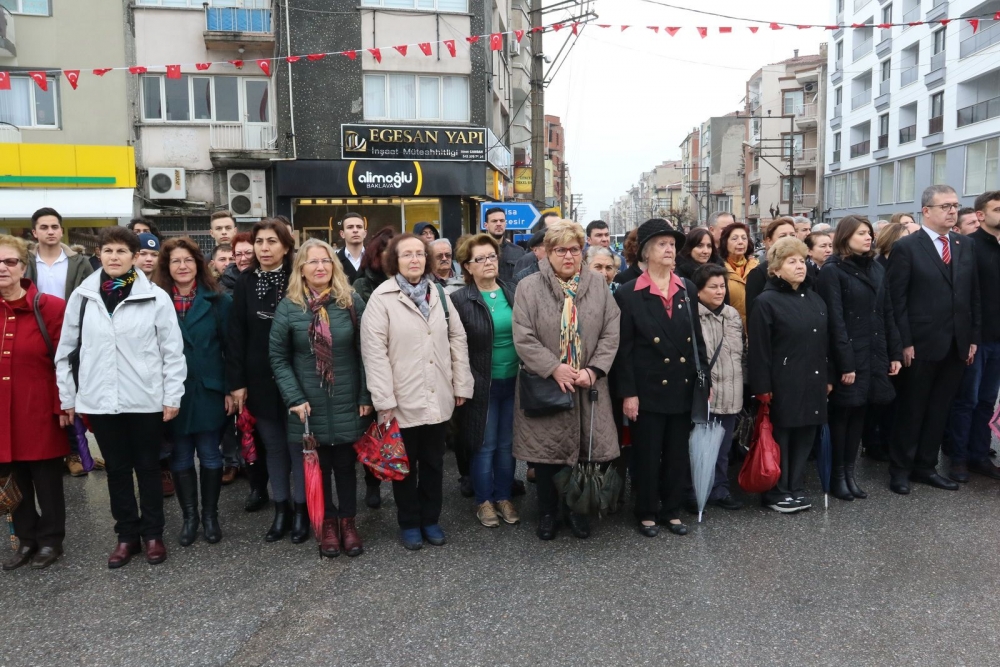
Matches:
[745,47,827,233]
[679,128,701,221]
[699,114,747,221]
[545,113,566,211]
[0,0,134,237]
[825,0,1000,223]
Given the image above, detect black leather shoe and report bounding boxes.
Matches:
[265,501,293,542]
[458,476,474,498]
[710,494,744,510]
[365,484,381,509]
[29,546,62,570]
[912,472,960,491]
[289,503,310,543]
[511,479,526,497]
[968,460,1000,480]
[948,463,970,483]
[567,512,590,539]
[665,521,688,536]
[831,467,854,501]
[889,475,910,495]
[244,486,269,513]
[536,514,558,540]
[637,522,659,538]
[2,544,36,571]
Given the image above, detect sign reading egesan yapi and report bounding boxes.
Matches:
[342,124,487,162]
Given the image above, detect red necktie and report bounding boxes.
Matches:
[939,236,951,265]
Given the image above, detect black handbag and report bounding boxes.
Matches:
[518,367,574,418]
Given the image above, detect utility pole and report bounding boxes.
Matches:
[530,0,546,208]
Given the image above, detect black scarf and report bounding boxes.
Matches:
[254,267,287,307]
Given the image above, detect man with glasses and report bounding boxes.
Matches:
[886,184,981,495]
[484,207,525,283]
[429,239,464,294]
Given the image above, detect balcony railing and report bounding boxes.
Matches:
[879,78,890,96]
[0,123,21,144]
[899,124,916,143]
[854,0,871,10]
[833,149,841,163]
[793,193,818,208]
[850,140,871,158]
[206,7,273,34]
[960,20,1000,58]
[209,123,277,151]
[930,50,945,72]
[957,95,1000,127]
[852,88,872,110]
[833,103,842,119]
[901,65,918,87]
[790,147,818,165]
[928,115,943,134]
[880,27,892,43]
[748,169,759,183]
[877,133,889,149]
[797,102,817,121]
[853,36,874,61]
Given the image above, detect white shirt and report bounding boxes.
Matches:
[343,246,364,271]
[921,225,949,260]
[35,249,69,299]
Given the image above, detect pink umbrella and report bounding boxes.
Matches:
[236,408,258,464]
[302,416,323,541]
[990,403,1000,443]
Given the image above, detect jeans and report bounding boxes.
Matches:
[170,429,224,472]
[256,417,299,503]
[471,377,516,504]
[946,341,1000,465]
[392,422,447,530]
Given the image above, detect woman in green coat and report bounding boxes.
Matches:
[270,239,373,558]
[153,238,233,547]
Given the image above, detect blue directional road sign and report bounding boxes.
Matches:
[479,202,541,232]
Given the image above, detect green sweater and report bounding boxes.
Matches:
[481,287,519,379]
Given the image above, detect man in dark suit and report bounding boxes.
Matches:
[336,212,366,284]
[887,184,981,494]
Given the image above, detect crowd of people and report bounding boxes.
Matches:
[1,185,997,570]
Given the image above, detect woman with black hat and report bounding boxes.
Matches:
[614,219,709,537]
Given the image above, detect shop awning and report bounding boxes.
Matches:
[0,189,134,219]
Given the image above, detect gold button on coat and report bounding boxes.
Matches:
[661,380,668,385]
[653,337,660,344]
[680,357,686,363]
[664,358,670,363]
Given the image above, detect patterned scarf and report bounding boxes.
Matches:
[727,255,749,278]
[395,273,431,319]
[99,268,138,315]
[254,267,287,302]
[557,272,582,370]
[308,289,335,390]
[172,283,197,320]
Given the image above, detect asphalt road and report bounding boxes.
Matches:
[4,453,1000,667]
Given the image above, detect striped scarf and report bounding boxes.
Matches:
[308,289,335,390]
[172,284,197,320]
[557,273,582,370]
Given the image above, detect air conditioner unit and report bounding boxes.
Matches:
[510,40,520,56]
[804,82,817,93]
[148,168,187,199]
[227,169,267,218]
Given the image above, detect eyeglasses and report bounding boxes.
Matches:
[927,203,960,212]
[553,247,582,257]
[435,253,453,260]
[233,251,254,259]
[304,259,334,267]
[0,258,23,268]
[469,253,498,264]
[169,257,197,267]
[399,252,427,260]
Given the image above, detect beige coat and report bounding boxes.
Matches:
[697,301,746,416]
[360,278,474,428]
[512,260,621,465]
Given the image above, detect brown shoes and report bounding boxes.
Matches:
[161,470,175,497]
[221,466,238,485]
[3,545,36,571]
[144,538,167,565]
[66,455,86,477]
[30,546,62,569]
[477,501,500,528]
[319,519,341,558]
[108,541,141,569]
[339,518,363,557]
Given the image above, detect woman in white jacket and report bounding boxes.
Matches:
[56,226,186,569]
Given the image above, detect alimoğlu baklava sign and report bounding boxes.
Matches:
[341,124,488,162]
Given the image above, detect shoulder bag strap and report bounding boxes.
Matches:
[681,288,706,388]
[434,282,450,323]
[32,292,55,358]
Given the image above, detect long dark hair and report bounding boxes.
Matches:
[718,222,754,260]
[359,226,396,274]
[679,227,719,264]
[153,237,220,293]
[250,218,295,273]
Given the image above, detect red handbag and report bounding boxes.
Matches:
[738,402,781,493]
[353,418,410,482]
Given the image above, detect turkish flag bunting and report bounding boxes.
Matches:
[466,35,480,43]
[697,27,707,38]
[227,60,244,68]
[343,50,357,60]
[368,48,382,64]
[908,21,923,26]
[393,45,408,56]
[29,71,48,91]
[166,65,182,80]
[128,66,147,75]
[0,71,9,91]
[851,23,864,28]
[418,43,432,56]
[93,68,112,76]
[306,54,326,61]
[618,25,627,32]
[719,26,732,33]
[530,26,545,32]
[444,40,457,56]
[196,62,212,70]
[749,26,759,33]
[285,56,300,63]
[515,30,524,42]
[995,12,1000,20]
[797,25,812,30]
[257,59,271,76]
[596,24,611,28]
[63,70,80,90]
[969,19,980,33]
[647,26,659,33]
[769,23,782,30]
[573,22,581,34]
[552,23,563,32]
[877,23,891,29]
[666,27,680,36]
[826,25,840,30]
[490,33,503,50]
[939,19,951,26]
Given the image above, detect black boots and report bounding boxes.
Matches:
[831,466,854,501]
[290,503,310,544]
[265,501,293,542]
[844,465,868,499]
[174,468,199,546]
[201,467,223,544]
[244,484,269,513]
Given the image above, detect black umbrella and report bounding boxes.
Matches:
[553,389,622,517]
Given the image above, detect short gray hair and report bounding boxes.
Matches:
[428,238,452,252]
[707,211,736,228]
[586,245,615,264]
[874,220,891,232]
[922,184,956,208]
[810,222,832,233]
[793,216,811,226]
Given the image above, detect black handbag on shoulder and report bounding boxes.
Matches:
[518,367,574,418]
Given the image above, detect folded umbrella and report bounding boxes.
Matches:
[301,415,324,541]
[816,423,832,510]
[689,417,727,523]
[556,389,620,518]
[73,415,95,472]
[236,409,258,465]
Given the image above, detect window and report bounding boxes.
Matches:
[141,75,269,123]
[932,151,947,185]
[898,157,916,201]
[965,138,1000,195]
[835,87,843,105]
[931,92,944,118]
[849,169,869,207]
[879,163,895,204]
[0,75,58,128]
[783,90,804,115]
[0,0,49,15]
[834,132,841,151]
[831,173,848,208]
[836,40,844,64]
[137,0,267,6]
[881,3,892,24]
[878,113,889,137]
[932,28,946,55]
[781,176,804,201]
[782,133,805,158]
[363,73,469,122]
[881,58,891,82]
[360,0,468,11]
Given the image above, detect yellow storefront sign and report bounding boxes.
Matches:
[514,167,532,194]
[0,143,136,189]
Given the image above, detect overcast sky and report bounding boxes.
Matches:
[544,0,830,219]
